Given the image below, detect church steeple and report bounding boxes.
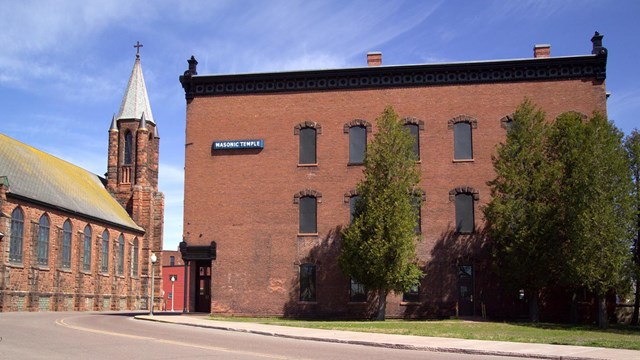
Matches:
[116,42,155,124]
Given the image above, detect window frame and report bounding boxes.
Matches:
[124,130,133,165]
[117,234,125,276]
[62,220,72,269]
[298,196,318,234]
[348,125,367,165]
[455,193,475,234]
[9,207,24,263]
[402,283,420,303]
[453,121,473,160]
[349,278,367,303]
[83,225,92,272]
[131,238,139,277]
[37,214,50,266]
[299,127,317,165]
[299,263,317,302]
[101,230,110,274]
[404,123,420,161]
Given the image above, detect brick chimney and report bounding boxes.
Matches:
[534,44,551,58]
[367,52,382,66]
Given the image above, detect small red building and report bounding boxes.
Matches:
[162,250,187,311]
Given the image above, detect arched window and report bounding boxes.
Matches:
[454,122,473,160]
[117,234,125,276]
[37,214,50,266]
[62,220,72,269]
[402,117,424,160]
[299,263,316,302]
[299,127,317,164]
[83,225,92,272]
[449,187,479,234]
[101,230,110,273]
[9,208,24,263]
[299,196,317,234]
[124,131,133,165]
[349,125,367,164]
[132,238,139,277]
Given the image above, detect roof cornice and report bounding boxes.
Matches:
[179,53,606,102]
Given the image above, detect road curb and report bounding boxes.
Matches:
[134,315,602,360]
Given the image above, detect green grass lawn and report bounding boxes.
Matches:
[209,317,640,350]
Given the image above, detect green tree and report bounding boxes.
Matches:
[549,112,634,329]
[625,129,640,325]
[484,99,560,322]
[339,106,423,321]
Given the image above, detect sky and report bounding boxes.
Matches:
[1,0,639,251]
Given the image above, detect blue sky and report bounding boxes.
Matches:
[1,0,638,250]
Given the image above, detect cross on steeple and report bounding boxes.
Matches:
[134,41,143,57]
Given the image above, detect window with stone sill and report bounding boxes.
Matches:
[9,207,24,263]
[37,214,50,266]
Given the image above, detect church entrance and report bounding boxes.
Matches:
[194,261,211,313]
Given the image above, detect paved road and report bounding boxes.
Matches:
[0,311,518,359]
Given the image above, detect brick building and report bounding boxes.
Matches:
[162,250,186,311]
[0,49,164,312]
[178,33,608,318]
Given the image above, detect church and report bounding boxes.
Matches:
[0,46,164,312]
[178,33,608,318]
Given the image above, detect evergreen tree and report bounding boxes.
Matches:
[625,129,640,325]
[549,112,634,329]
[484,99,560,322]
[339,106,423,321]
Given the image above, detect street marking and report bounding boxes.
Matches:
[55,317,297,359]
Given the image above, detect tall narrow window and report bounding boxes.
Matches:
[455,193,475,233]
[404,123,420,160]
[299,127,317,164]
[117,234,124,276]
[454,122,473,160]
[37,214,50,266]
[299,196,317,234]
[124,131,133,165]
[83,225,92,272]
[9,208,24,263]
[349,195,361,224]
[132,238,139,277]
[349,125,366,164]
[299,263,316,302]
[412,195,422,234]
[101,230,109,273]
[349,278,367,302]
[170,256,175,266]
[62,220,72,269]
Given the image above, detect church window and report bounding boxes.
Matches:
[349,125,367,164]
[454,122,473,160]
[101,230,109,273]
[37,214,50,266]
[299,263,316,302]
[124,131,133,165]
[117,234,125,276]
[455,193,475,233]
[132,238,139,277]
[299,127,317,165]
[62,220,72,269]
[349,278,367,302]
[299,196,317,234]
[9,207,24,263]
[83,225,92,272]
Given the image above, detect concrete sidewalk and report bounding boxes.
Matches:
[134,314,640,360]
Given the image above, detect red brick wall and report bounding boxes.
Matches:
[183,78,606,318]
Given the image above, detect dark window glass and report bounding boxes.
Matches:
[37,215,50,266]
[299,264,316,302]
[83,225,92,272]
[9,208,24,263]
[454,122,473,160]
[455,193,475,233]
[132,238,139,277]
[299,127,317,164]
[403,283,420,302]
[404,123,420,160]
[299,196,317,234]
[101,230,109,273]
[170,256,175,266]
[412,196,422,234]
[62,220,72,268]
[349,195,360,224]
[349,126,366,164]
[124,131,133,165]
[117,234,125,275]
[349,278,367,302]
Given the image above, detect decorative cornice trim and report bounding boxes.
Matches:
[180,54,607,100]
[343,119,372,134]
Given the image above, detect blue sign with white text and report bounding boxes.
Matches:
[212,139,264,151]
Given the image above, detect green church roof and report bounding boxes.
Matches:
[0,133,143,233]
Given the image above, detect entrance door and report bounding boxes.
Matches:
[194,261,211,313]
[458,265,474,316]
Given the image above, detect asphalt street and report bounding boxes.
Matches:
[0,311,518,359]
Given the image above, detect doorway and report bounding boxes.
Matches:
[194,261,211,313]
[458,265,474,316]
